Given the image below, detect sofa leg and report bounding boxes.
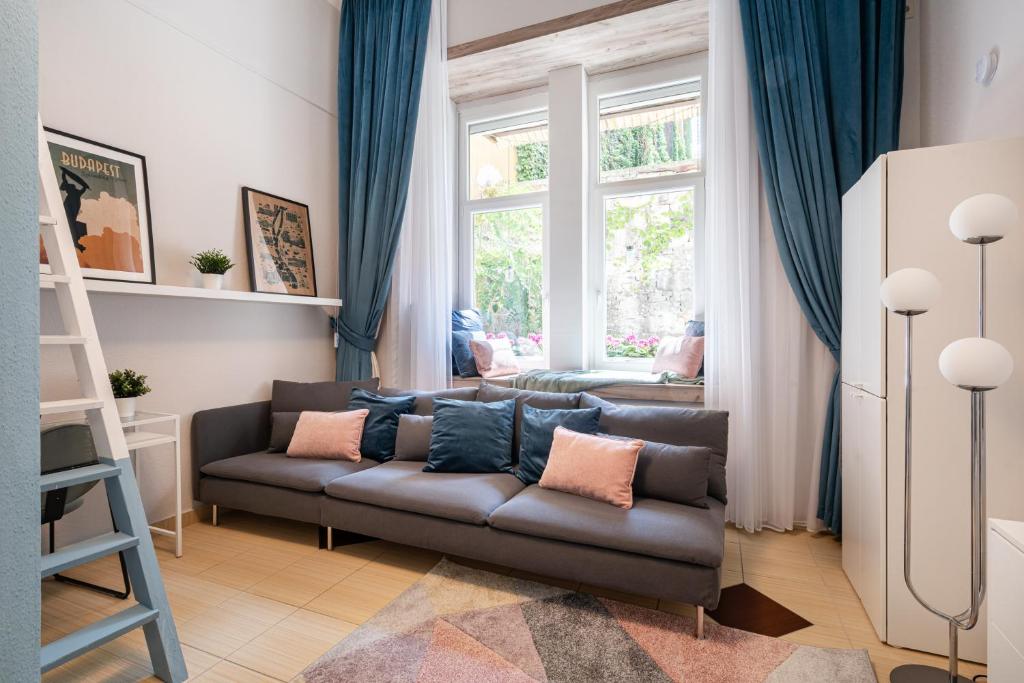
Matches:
[211,504,218,527]
[695,606,705,639]
[326,526,334,551]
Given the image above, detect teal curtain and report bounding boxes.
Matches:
[335,0,432,380]
[739,0,905,533]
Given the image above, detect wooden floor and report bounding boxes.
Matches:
[41,513,987,682]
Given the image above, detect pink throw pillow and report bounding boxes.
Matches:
[469,338,520,378]
[652,335,704,378]
[286,409,368,461]
[539,427,645,509]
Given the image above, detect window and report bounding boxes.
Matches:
[459,97,549,362]
[589,65,705,369]
[599,81,702,184]
[468,112,549,199]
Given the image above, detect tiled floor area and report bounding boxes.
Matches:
[41,513,987,682]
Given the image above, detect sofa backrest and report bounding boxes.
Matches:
[270,378,380,413]
[377,386,479,415]
[580,393,729,504]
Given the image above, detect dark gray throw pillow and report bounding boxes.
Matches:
[268,411,301,452]
[270,378,379,413]
[425,398,516,474]
[348,388,417,462]
[516,405,602,485]
[394,414,433,461]
[634,442,712,508]
[580,393,728,504]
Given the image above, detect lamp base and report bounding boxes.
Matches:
[890,664,972,682]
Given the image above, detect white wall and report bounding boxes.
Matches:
[447,0,619,46]
[39,0,340,544]
[917,0,1024,146]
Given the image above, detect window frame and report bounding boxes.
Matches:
[586,55,708,371]
[457,89,550,368]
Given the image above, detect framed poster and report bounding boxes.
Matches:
[242,187,318,297]
[41,128,155,283]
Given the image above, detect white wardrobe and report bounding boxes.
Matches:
[841,137,1024,663]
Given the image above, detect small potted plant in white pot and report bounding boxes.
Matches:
[189,249,234,290]
[109,368,151,419]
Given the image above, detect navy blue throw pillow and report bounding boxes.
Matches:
[348,388,417,462]
[452,330,484,377]
[425,398,516,474]
[516,405,602,485]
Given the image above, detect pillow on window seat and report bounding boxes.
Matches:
[452,330,486,377]
[470,338,520,378]
[651,335,704,378]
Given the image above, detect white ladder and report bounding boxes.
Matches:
[37,116,187,682]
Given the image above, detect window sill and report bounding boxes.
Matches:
[451,373,704,404]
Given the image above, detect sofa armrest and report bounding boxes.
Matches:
[191,400,271,495]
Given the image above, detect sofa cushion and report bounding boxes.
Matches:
[200,451,376,493]
[538,428,643,509]
[580,393,728,503]
[477,383,581,460]
[425,398,515,474]
[325,461,525,525]
[378,386,479,415]
[487,485,725,568]
[270,378,380,414]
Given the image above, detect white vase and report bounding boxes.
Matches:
[115,396,137,419]
[202,273,224,290]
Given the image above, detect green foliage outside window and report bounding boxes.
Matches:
[515,142,549,183]
[473,207,543,355]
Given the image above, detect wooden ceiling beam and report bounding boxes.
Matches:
[447,0,680,60]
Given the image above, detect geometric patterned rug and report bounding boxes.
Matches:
[301,558,876,682]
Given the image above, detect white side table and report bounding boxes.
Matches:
[121,411,182,557]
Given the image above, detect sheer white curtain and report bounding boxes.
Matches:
[377,0,453,390]
[704,0,836,532]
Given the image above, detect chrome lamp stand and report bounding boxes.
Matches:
[881,193,1017,683]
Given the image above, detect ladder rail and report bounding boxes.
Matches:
[37,115,187,682]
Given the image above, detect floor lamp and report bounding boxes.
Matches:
[881,193,1017,683]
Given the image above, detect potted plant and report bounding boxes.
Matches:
[109,369,151,419]
[189,249,234,290]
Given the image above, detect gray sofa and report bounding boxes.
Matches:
[192,381,729,635]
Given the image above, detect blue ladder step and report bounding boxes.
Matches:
[42,532,139,578]
[41,604,159,672]
[40,463,121,492]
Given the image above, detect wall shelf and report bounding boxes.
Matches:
[40,274,342,310]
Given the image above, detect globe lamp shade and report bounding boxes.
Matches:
[880,268,941,315]
[939,337,1014,390]
[949,193,1018,244]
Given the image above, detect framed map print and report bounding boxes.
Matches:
[41,128,155,283]
[242,187,318,297]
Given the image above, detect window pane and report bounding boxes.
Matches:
[599,83,701,184]
[469,118,549,199]
[604,189,694,359]
[473,207,544,356]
